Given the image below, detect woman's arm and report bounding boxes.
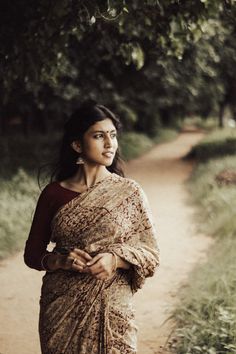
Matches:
[107,184,160,292]
[24,186,55,270]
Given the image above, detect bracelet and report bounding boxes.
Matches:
[53,247,71,255]
[110,251,118,273]
[41,253,54,272]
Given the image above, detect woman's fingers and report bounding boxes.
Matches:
[88,253,115,279]
[86,254,103,266]
[71,257,87,272]
[73,248,92,261]
[69,249,91,271]
[62,251,114,278]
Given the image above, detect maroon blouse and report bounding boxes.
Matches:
[24,182,79,271]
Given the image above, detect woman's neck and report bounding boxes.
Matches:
[69,165,111,190]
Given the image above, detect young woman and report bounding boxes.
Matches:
[24,100,160,354]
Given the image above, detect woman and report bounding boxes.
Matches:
[24,100,160,354]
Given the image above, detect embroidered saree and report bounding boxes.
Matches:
[39,173,159,354]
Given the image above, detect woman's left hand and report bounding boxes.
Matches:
[86,253,116,280]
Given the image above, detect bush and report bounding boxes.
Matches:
[183,116,219,131]
[186,128,236,161]
[119,132,154,160]
[174,236,236,354]
[188,155,236,239]
[0,169,39,259]
[172,129,236,353]
[152,128,178,144]
[0,133,60,178]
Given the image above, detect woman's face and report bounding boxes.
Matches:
[77,118,118,167]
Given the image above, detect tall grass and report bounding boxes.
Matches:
[0,169,38,259]
[173,129,236,354]
[0,134,58,259]
[174,237,236,353]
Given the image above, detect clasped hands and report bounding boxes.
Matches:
[61,248,117,280]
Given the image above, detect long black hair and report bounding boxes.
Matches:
[51,100,125,181]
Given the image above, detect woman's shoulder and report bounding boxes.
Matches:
[41,181,59,194]
[112,174,142,193]
[38,181,61,200]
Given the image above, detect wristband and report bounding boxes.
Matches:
[53,247,71,255]
[41,253,54,272]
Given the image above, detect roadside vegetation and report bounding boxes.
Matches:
[0,128,178,260]
[187,128,236,161]
[172,128,236,354]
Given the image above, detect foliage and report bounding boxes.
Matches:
[0,0,227,92]
[187,128,236,160]
[187,154,236,238]
[0,169,38,259]
[172,129,236,353]
[183,116,219,131]
[0,134,60,178]
[1,0,236,131]
[174,237,236,354]
[119,132,154,160]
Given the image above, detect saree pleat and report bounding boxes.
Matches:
[39,174,159,354]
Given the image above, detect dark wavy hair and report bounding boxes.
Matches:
[51,100,125,181]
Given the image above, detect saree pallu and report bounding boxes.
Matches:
[39,173,160,354]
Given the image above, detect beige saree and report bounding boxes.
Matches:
[39,173,159,354]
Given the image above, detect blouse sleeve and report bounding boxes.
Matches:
[108,184,160,293]
[23,186,54,271]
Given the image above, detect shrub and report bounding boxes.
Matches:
[172,129,236,354]
[186,128,236,161]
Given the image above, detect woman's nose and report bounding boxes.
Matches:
[104,135,112,147]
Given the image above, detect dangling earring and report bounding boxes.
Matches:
[76,156,85,165]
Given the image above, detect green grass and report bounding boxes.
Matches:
[174,237,236,354]
[172,129,236,354]
[0,134,59,259]
[0,128,178,259]
[187,155,236,239]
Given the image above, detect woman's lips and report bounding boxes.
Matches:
[102,152,114,158]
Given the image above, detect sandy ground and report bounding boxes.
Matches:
[0,130,212,354]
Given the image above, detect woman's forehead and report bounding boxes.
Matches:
[89,118,116,132]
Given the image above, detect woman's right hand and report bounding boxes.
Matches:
[46,248,92,272]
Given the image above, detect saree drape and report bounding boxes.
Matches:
[39,173,160,354]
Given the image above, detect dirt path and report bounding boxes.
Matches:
[0,131,212,354]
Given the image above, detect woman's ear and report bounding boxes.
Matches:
[71,141,82,153]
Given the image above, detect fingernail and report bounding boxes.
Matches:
[87,262,91,266]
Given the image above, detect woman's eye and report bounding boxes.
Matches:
[111,133,117,138]
[94,134,103,139]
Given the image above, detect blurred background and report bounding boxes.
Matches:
[0,1,236,353]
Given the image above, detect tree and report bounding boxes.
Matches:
[0,0,236,132]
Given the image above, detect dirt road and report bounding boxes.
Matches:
[0,131,212,354]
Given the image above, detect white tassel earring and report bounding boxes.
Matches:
[76,156,85,165]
